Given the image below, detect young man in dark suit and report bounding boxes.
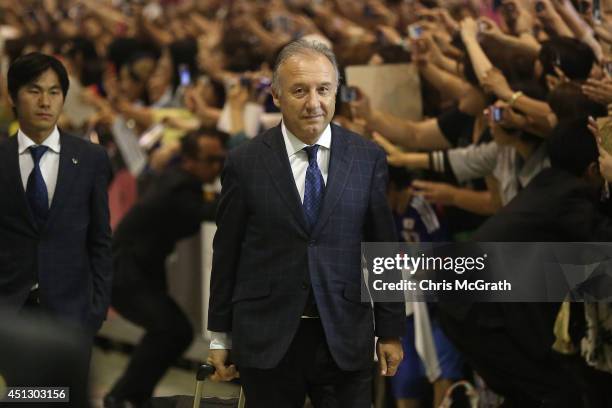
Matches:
[0,52,112,335]
[207,39,405,407]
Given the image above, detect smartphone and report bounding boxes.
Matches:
[339,85,357,103]
[552,50,562,68]
[593,0,602,24]
[363,4,375,18]
[604,61,612,76]
[179,64,191,87]
[408,24,423,39]
[491,106,504,123]
[276,15,290,31]
[240,76,252,88]
[535,1,545,13]
[27,10,38,22]
[578,0,591,14]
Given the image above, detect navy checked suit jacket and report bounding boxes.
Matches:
[0,132,113,332]
[208,123,405,370]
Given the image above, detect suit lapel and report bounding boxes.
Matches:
[4,135,38,232]
[311,125,352,239]
[44,133,81,232]
[262,126,309,237]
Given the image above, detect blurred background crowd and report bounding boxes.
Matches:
[2,0,612,407]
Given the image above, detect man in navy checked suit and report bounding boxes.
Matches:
[207,40,405,407]
[0,53,112,335]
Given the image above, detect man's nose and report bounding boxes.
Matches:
[305,89,320,110]
[39,92,50,107]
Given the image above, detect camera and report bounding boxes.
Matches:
[408,24,423,39]
[339,85,357,103]
[491,106,504,123]
[178,64,191,87]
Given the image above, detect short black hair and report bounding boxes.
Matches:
[7,52,69,102]
[539,37,595,81]
[548,117,598,177]
[180,128,227,160]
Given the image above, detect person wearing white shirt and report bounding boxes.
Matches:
[206,40,404,408]
[0,52,112,338]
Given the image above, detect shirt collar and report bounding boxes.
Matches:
[281,121,331,158]
[18,126,61,155]
[517,143,550,187]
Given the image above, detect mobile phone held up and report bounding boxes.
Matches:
[179,64,191,87]
[408,24,423,39]
[339,85,357,103]
[490,106,504,123]
[593,0,602,24]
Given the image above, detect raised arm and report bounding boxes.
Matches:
[350,92,451,151]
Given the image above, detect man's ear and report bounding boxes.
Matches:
[271,89,280,109]
[586,161,600,179]
[545,74,560,91]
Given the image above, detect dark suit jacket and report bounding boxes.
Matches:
[473,167,612,242]
[207,124,405,371]
[441,167,612,353]
[112,168,218,287]
[0,132,113,331]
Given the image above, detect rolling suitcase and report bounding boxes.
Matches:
[192,364,245,408]
[149,364,244,408]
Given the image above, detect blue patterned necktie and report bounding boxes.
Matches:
[303,145,325,230]
[26,145,49,226]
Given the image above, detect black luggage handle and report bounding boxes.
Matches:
[197,364,216,381]
[193,364,245,408]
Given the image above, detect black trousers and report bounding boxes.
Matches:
[239,318,372,408]
[108,283,193,404]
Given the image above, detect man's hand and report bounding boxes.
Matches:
[376,337,403,376]
[535,0,560,22]
[478,16,503,39]
[412,180,458,206]
[350,87,373,122]
[487,100,528,130]
[481,68,514,101]
[376,24,402,46]
[372,132,410,167]
[588,116,612,183]
[582,78,612,105]
[206,349,239,382]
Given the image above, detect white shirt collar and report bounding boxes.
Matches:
[281,121,331,158]
[18,126,61,155]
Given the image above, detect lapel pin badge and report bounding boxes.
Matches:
[72,158,78,165]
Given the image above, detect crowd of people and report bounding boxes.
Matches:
[2,0,612,407]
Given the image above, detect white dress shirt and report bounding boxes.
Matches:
[209,122,332,350]
[18,126,61,207]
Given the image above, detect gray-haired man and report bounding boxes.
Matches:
[207,40,404,407]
